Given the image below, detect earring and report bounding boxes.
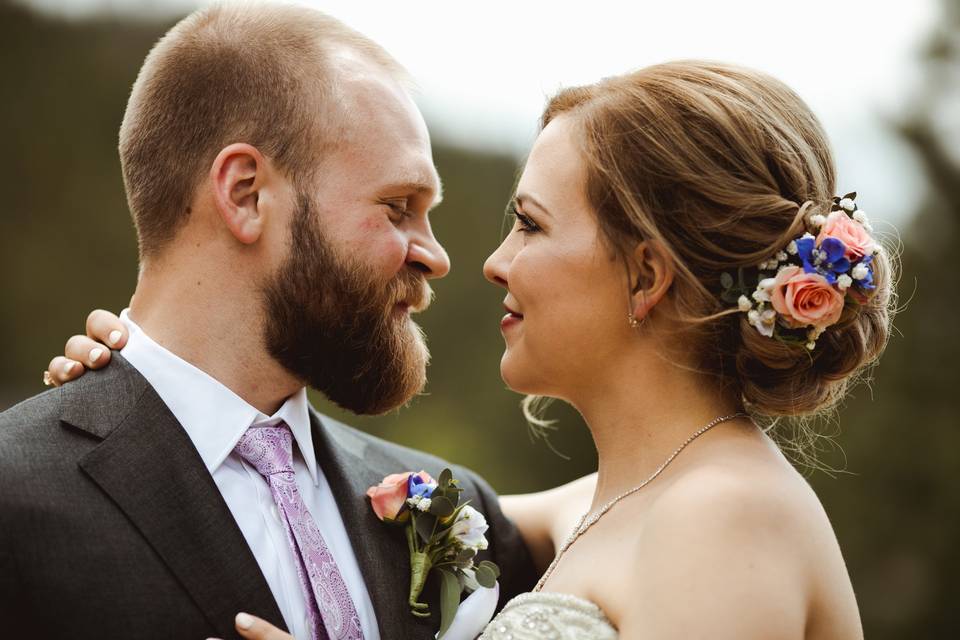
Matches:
[628,313,642,329]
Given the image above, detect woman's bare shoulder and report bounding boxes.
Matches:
[616,459,837,638]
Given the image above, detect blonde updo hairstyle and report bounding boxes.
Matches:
[538,60,894,421]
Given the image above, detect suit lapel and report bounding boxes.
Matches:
[310,409,440,640]
[63,357,285,640]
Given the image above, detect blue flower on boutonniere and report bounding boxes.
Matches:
[796,234,851,284]
[366,468,500,639]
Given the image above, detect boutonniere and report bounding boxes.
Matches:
[366,468,501,638]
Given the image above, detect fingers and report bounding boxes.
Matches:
[45,356,83,387]
[86,309,127,349]
[234,612,294,640]
[65,334,113,369]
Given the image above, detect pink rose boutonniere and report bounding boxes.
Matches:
[366,468,500,639]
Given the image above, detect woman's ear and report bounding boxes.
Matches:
[209,143,267,245]
[630,240,675,321]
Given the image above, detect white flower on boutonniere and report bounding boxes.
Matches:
[448,506,489,551]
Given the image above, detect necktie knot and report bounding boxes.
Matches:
[235,423,295,477]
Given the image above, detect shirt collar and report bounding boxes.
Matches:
[118,308,318,485]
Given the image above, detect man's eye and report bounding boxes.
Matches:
[508,203,541,233]
[384,201,412,220]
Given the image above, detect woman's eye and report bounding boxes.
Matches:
[509,204,541,234]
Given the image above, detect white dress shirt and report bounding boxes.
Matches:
[118,309,379,640]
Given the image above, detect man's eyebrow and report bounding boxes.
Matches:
[382,176,444,207]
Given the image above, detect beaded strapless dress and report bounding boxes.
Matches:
[478,592,618,640]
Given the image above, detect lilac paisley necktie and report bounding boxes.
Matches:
[235,423,364,640]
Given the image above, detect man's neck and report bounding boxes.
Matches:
[129,268,302,416]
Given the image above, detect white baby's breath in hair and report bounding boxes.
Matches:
[852,263,870,281]
[719,192,879,351]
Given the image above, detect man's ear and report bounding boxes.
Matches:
[630,240,675,321]
[210,143,268,245]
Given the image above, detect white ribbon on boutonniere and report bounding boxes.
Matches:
[435,582,499,640]
[366,468,502,639]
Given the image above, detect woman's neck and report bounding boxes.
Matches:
[572,353,745,512]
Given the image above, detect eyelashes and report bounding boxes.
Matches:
[384,201,414,222]
[508,202,541,234]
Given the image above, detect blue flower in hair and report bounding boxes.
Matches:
[797,235,851,285]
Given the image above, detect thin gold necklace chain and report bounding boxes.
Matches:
[533,412,748,592]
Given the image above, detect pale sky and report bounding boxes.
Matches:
[22,0,942,226]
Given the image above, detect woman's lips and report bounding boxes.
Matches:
[500,311,523,331]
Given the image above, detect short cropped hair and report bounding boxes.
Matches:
[119,1,405,259]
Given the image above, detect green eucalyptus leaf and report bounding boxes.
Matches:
[429,496,455,518]
[438,468,453,488]
[415,512,436,545]
[457,547,477,562]
[475,564,496,588]
[437,569,462,639]
[479,560,501,578]
[844,191,857,200]
[447,486,461,508]
[737,267,748,291]
[720,272,734,290]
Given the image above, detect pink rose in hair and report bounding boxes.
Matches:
[366,472,413,522]
[770,266,845,330]
[817,210,876,260]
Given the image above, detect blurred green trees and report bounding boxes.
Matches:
[1,1,957,635]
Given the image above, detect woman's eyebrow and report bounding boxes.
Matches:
[515,193,552,218]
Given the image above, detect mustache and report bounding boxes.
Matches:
[387,269,434,314]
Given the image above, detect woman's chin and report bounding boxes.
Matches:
[499,350,541,395]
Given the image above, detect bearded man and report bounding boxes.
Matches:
[0,4,536,639]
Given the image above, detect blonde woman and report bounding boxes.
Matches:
[47,61,891,639]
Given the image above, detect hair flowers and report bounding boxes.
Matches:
[721,193,880,350]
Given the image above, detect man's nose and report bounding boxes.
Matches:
[407,231,451,280]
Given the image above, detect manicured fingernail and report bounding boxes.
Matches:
[235,612,254,630]
[108,330,122,346]
[63,361,76,376]
[89,348,104,363]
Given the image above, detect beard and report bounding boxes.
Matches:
[260,191,432,415]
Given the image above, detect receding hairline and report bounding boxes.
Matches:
[118,0,414,259]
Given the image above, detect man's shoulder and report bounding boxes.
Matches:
[1,356,149,467]
[315,411,493,493]
[316,411,464,469]
[0,386,63,443]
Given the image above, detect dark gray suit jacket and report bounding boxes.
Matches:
[0,355,537,639]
